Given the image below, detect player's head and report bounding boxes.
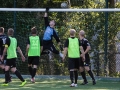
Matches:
[69,29,76,37]
[49,20,55,28]
[8,28,14,36]
[31,26,37,35]
[79,30,85,38]
[0,27,4,34]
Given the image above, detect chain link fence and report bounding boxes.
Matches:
[0,0,120,77]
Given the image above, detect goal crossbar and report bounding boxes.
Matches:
[0,8,120,12]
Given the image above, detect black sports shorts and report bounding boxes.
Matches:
[68,58,80,70]
[6,58,16,68]
[42,41,59,54]
[28,56,39,65]
[79,54,90,67]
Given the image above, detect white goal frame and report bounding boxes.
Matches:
[0,8,120,12]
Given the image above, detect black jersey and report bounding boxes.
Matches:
[80,38,90,54]
[0,34,7,55]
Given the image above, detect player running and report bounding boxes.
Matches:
[0,27,11,82]
[63,29,85,87]
[79,30,96,85]
[1,28,27,86]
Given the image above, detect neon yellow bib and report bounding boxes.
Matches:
[7,37,17,59]
[28,36,40,56]
[68,38,80,58]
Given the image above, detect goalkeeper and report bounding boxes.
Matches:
[41,8,63,60]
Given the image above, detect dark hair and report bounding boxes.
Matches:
[0,27,4,33]
[31,26,37,34]
[8,28,14,36]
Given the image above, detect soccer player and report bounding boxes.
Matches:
[0,27,11,82]
[26,27,43,83]
[41,8,63,60]
[79,30,96,85]
[62,29,85,87]
[1,28,27,86]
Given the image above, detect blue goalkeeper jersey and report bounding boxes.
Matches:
[43,17,60,43]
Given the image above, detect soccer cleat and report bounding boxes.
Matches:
[81,81,88,85]
[1,82,8,86]
[59,52,63,58]
[74,84,78,87]
[31,78,35,83]
[19,80,27,86]
[70,83,75,87]
[93,80,96,85]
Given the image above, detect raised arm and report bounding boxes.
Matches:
[44,8,49,28]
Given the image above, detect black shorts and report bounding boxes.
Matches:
[6,58,16,68]
[79,54,90,67]
[28,56,39,65]
[42,42,59,54]
[68,58,80,70]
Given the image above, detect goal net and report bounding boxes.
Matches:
[0,8,120,77]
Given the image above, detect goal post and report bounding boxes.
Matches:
[0,8,120,76]
[0,8,120,12]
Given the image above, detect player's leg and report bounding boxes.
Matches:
[28,57,33,78]
[31,56,39,83]
[74,58,80,87]
[68,58,75,87]
[84,66,96,85]
[2,59,12,82]
[48,44,63,59]
[79,57,88,85]
[10,58,26,86]
[1,60,11,86]
[41,45,49,55]
[0,63,5,73]
[84,55,96,85]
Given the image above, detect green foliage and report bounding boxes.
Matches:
[0,0,120,77]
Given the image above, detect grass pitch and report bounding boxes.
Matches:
[0,78,120,90]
